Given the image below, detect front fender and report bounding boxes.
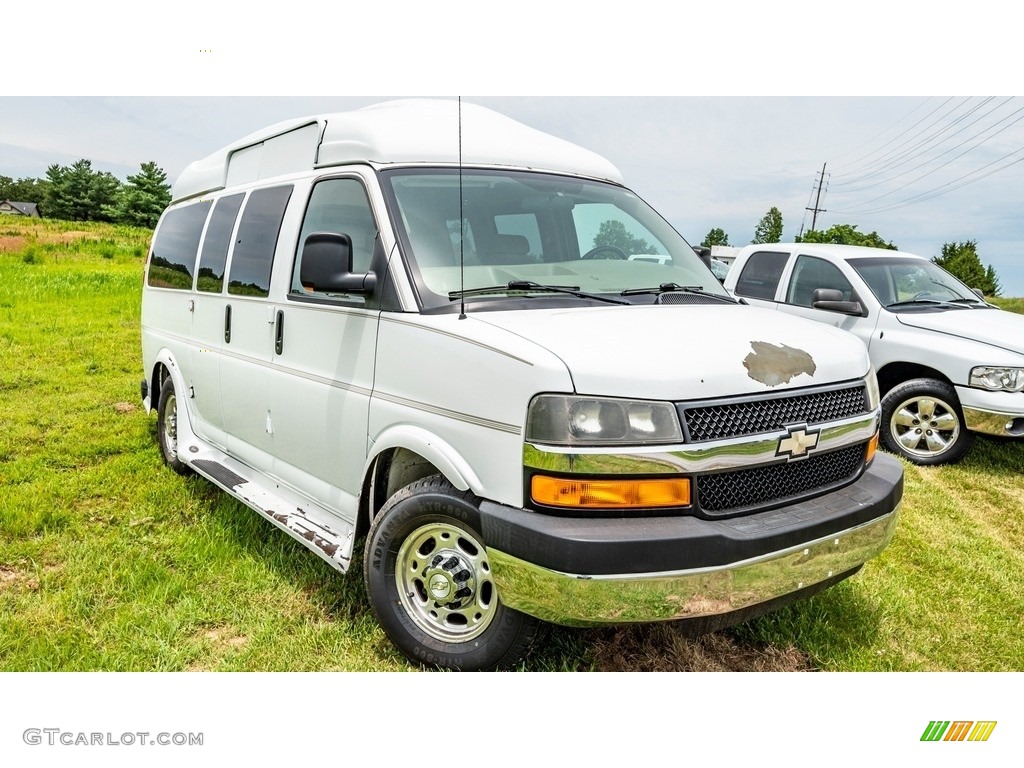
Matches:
[366,425,483,494]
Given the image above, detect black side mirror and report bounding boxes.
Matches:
[299,232,376,294]
[812,288,865,316]
[692,245,712,270]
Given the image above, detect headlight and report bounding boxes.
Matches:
[526,395,683,446]
[970,366,1024,393]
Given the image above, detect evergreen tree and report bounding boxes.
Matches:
[107,161,171,228]
[44,159,121,221]
[933,240,1001,296]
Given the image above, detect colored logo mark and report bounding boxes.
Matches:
[921,721,997,742]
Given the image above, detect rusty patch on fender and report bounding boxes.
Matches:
[743,341,816,387]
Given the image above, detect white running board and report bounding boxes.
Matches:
[188,448,356,574]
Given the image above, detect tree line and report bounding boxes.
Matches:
[699,206,1002,297]
[0,159,171,229]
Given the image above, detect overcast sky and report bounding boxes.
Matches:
[4,7,1024,293]
[5,94,1022,295]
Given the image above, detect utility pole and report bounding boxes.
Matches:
[805,163,827,233]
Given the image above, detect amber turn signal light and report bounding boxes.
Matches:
[866,431,879,465]
[531,476,691,509]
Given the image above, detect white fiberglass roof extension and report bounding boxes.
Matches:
[170,100,624,203]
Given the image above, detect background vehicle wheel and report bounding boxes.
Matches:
[364,475,545,670]
[879,378,973,465]
[157,377,192,476]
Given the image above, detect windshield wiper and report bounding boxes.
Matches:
[449,281,629,305]
[886,298,968,309]
[946,297,988,306]
[621,283,739,303]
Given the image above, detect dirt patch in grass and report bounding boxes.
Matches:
[587,625,815,672]
[0,564,40,592]
[187,625,250,670]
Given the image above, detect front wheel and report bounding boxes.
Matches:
[880,378,973,465]
[364,475,545,670]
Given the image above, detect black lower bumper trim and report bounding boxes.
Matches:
[479,453,903,576]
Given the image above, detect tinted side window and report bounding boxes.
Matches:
[786,255,854,306]
[196,193,244,293]
[292,179,378,296]
[734,250,789,300]
[228,186,293,297]
[147,200,212,290]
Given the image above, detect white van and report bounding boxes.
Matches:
[724,242,1024,465]
[141,100,903,670]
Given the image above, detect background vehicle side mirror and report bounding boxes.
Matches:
[812,288,865,316]
[300,232,377,294]
[692,245,712,270]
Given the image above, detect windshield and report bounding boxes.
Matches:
[848,256,984,308]
[381,168,724,310]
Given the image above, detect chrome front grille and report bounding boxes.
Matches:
[681,384,867,442]
[696,444,864,515]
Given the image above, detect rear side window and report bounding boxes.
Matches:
[196,193,244,293]
[734,250,789,300]
[228,185,293,297]
[147,200,212,290]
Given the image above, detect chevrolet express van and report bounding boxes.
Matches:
[141,100,903,670]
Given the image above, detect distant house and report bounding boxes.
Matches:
[0,200,41,217]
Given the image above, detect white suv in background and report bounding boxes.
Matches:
[725,242,1024,465]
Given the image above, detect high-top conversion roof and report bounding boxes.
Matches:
[170,99,624,202]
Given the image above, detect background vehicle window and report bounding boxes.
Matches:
[147,200,211,290]
[196,193,243,293]
[786,255,854,306]
[734,250,788,300]
[228,186,293,297]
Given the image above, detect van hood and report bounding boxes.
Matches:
[895,307,1024,355]
[473,304,870,401]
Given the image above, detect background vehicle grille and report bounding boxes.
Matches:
[696,444,864,514]
[681,385,867,442]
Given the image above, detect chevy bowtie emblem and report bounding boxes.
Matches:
[777,423,820,461]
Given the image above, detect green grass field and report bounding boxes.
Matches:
[2,219,1022,671]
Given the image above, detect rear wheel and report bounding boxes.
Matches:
[880,378,973,465]
[364,475,545,670]
[157,376,192,475]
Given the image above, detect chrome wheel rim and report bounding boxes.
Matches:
[162,392,179,462]
[890,394,960,459]
[396,521,497,642]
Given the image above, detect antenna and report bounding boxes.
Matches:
[458,97,466,320]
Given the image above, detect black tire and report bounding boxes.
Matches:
[879,377,973,465]
[364,475,546,670]
[157,376,192,476]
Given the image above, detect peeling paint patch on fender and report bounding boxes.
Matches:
[743,341,816,387]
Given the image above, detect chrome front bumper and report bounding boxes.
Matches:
[489,507,899,627]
